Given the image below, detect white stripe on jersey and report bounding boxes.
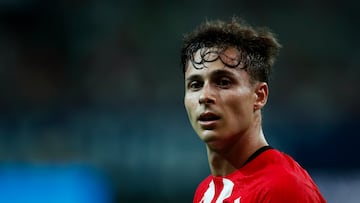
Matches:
[200,180,215,203]
[215,178,234,203]
[200,178,237,203]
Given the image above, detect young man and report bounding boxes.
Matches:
[181,17,326,203]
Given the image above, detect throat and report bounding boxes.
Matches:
[207,145,273,176]
[208,154,238,176]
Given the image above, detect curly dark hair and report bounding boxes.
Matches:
[180,17,281,83]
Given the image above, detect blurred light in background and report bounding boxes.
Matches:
[0,163,113,203]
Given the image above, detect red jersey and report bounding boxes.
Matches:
[193,148,326,203]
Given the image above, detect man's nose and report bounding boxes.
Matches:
[199,83,216,105]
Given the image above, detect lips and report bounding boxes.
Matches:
[198,112,220,122]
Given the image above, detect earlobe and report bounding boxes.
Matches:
[254,82,269,111]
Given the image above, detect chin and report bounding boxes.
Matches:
[200,130,221,143]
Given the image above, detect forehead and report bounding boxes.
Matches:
[186,46,245,69]
[195,46,241,59]
[185,46,247,78]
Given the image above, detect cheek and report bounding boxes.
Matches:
[184,95,196,118]
[224,92,254,116]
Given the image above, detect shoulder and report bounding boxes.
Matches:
[257,150,326,202]
[259,175,326,202]
[266,150,315,184]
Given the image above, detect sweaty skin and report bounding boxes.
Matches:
[184,47,269,176]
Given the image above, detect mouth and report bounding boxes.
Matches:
[198,112,221,122]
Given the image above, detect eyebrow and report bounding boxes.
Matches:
[185,69,236,82]
[210,69,236,78]
[185,74,202,82]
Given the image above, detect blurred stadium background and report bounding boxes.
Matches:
[0,0,359,202]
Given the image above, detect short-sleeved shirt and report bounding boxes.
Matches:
[193,148,326,203]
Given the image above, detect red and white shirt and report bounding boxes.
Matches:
[193,148,326,203]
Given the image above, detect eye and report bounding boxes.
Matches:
[188,80,203,90]
[216,77,232,88]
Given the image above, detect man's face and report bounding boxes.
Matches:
[184,47,258,150]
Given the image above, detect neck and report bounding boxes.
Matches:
[206,115,268,176]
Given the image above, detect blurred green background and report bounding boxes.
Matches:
[0,0,359,202]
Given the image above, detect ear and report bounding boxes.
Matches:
[253,82,269,111]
